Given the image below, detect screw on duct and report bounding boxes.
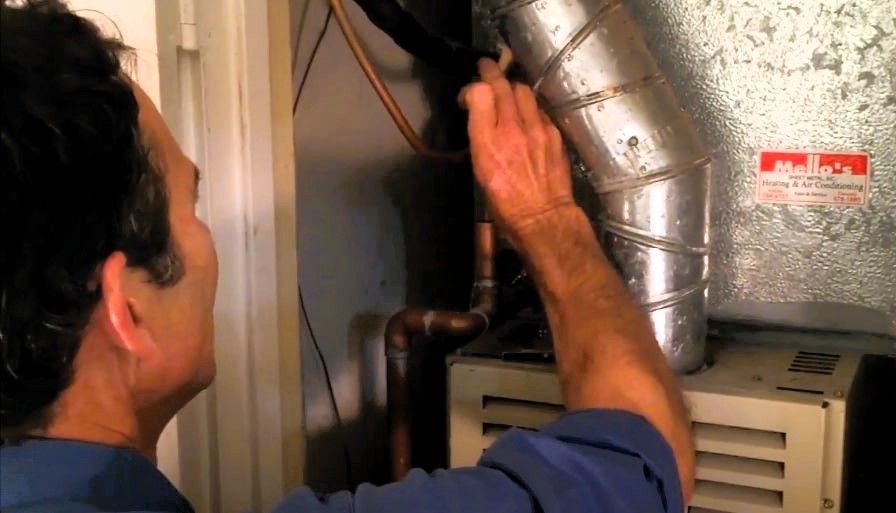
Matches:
[486,0,711,372]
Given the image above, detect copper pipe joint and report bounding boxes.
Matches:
[385,221,497,481]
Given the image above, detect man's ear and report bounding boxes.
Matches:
[100,251,155,358]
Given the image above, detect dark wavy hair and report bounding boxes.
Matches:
[0,0,183,437]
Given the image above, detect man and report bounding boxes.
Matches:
[0,1,694,512]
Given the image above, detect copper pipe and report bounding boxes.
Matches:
[474,219,495,288]
[386,221,497,480]
[328,0,467,162]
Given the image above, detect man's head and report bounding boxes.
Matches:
[1,0,218,443]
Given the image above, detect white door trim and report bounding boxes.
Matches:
[157,1,304,511]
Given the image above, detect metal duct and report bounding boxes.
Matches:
[477,0,896,340]
[622,0,895,334]
[485,0,712,372]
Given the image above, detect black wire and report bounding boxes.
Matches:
[299,286,354,486]
[290,0,313,71]
[292,6,352,486]
[293,6,334,115]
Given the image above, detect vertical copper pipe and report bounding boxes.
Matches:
[386,221,496,480]
[473,221,496,308]
[385,339,411,479]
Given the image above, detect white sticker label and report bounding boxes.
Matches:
[756,150,870,207]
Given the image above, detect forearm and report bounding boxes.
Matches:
[514,204,695,497]
[515,204,664,402]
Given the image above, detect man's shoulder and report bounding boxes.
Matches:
[2,501,100,513]
[4,504,171,513]
[1,439,193,513]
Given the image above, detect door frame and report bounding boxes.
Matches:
[156,1,304,511]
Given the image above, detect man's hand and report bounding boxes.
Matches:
[460,58,696,502]
[462,58,575,246]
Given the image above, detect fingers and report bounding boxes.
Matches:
[464,58,563,171]
[476,57,504,83]
[539,111,567,170]
[516,84,547,168]
[478,58,519,126]
[514,84,542,135]
[457,85,469,109]
[465,83,497,146]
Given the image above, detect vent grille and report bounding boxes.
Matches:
[480,396,564,445]
[450,351,851,513]
[691,423,787,513]
[787,350,840,375]
[692,481,783,511]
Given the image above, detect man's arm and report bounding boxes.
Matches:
[464,58,695,500]
[518,204,696,500]
[270,58,692,513]
[272,409,681,513]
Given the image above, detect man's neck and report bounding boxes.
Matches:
[38,417,157,463]
[33,385,169,464]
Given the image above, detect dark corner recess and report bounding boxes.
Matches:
[842,354,896,513]
[352,0,497,77]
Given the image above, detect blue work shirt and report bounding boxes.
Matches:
[1,409,682,513]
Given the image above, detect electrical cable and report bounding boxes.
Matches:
[290,0,313,72]
[328,0,467,162]
[292,7,353,486]
[293,7,334,115]
[299,286,354,487]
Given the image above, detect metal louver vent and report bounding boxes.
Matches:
[451,345,861,512]
[787,351,840,376]
[690,423,787,513]
[480,396,564,448]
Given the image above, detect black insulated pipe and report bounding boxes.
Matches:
[352,0,496,77]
